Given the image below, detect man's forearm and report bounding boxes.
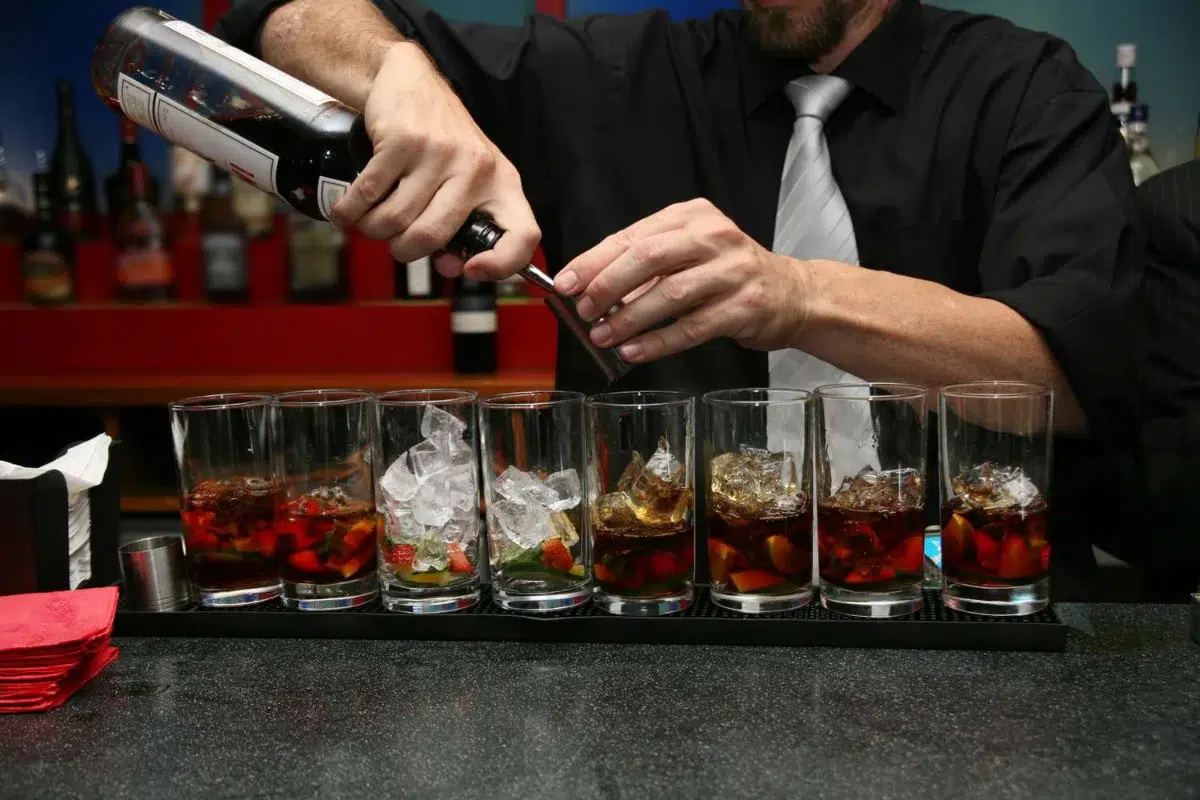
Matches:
[796,260,1088,433]
[260,0,409,110]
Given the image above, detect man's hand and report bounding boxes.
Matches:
[553,199,814,363]
[331,42,540,279]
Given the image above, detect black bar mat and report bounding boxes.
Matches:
[114,588,1067,652]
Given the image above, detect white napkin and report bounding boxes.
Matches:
[0,435,112,588]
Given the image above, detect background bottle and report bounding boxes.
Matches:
[104,116,160,227]
[1110,44,1138,138]
[0,132,30,245]
[288,212,344,302]
[396,255,438,300]
[451,276,497,374]
[115,161,173,302]
[201,165,249,303]
[50,80,98,239]
[21,151,74,305]
[1127,104,1161,187]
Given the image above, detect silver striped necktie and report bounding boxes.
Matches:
[767,75,878,472]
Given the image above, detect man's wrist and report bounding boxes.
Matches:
[787,257,839,352]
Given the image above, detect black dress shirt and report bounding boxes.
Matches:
[218,0,1145,584]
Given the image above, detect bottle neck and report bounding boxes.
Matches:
[57,93,80,144]
[128,162,148,200]
[33,176,53,223]
[119,120,140,164]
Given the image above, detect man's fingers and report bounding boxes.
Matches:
[617,301,733,364]
[332,142,411,226]
[554,201,699,296]
[572,230,707,322]
[589,262,733,348]
[433,252,466,278]
[386,177,477,263]
[462,190,541,280]
[355,159,446,241]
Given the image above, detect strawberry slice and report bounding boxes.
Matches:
[997,533,1036,579]
[973,531,1001,572]
[257,529,278,557]
[386,544,416,569]
[541,539,575,573]
[708,538,738,584]
[890,535,924,574]
[942,512,972,568]
[181,509,216,531]
[186,529,221,550]
[766,535,805,575]
[287,550,324,574]
[447,543,472,574]
[646,551,679,583]
[844,565,895,584]
[593,563,618,584]
[730,570,784,593]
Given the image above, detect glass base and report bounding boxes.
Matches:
[382,575,480,614]
[281,574,378,611]
[492,584,592,613]
[198,582,280,608]
[710,586,812,614]
[593,586,693,617]
[819,582,922,619]
[942,576,1050,617]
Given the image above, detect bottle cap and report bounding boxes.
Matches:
[1129,104,1149,123]
[1117,44,1136,69]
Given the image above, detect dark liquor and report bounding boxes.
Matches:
[276,496,378,584]
[21,152,74,305]
[452,275,497,374]
[941,499,1049,587]
[182,476,280,591]
[114,161,173,302]
[50,81,97,239]
[104,115,160,225]
[201,165,248,302]
[708,511,812,596]
[816,503,925,592]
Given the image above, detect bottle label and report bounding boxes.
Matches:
[22,250,73,303]
[202,231,248,291]
[116,248,173,289]
[163,21,339,110]
[451,310,498,334]
[317,177,350,221]
[406,256,432,297]
[117,73,280,197]
[290,222,343,290]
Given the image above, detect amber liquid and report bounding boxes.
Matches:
[941,500,1049,587]
[182,477,280,591]
[817,504,925,592]
[276,497,378,584]
[593,523,694,598]
[708,507,812,596]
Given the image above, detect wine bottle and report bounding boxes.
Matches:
[104,116,160,225]
[396,255,438,300]
[50,80,98,239]
[115,161,173,302]
[21,151,74,305]
[92,7,503,257]
[0,132,30,245]
[451,276,497,374]
[201,165,248,303]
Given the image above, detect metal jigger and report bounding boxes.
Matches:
[448,214,634,383]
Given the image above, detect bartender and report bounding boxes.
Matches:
[216,0,1143,583]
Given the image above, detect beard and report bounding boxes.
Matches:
[743,0,869,60]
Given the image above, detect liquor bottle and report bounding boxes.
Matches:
[396,254,437,300]
[451,275,497,374]
[1127,105,1161,187]
[171,145,210,216]
[0,132,29,245]
[201,165,249,302]
[50,80,98,238]
[114,161,174,301]
[92,7,503,258]
[104,116,160,224]
[288,211,344,302]
[1111,44,1138,136]
[21,151,74,305]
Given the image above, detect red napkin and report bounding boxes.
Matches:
[0,588,119,714]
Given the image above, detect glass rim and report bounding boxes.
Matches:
[479,390,585,410]
[273,389,374,407]
[702,387,810,406]
[939,381,1054,400]
[168,392,273,412]
[585,390,694,409]
[813,382,928,401]
[376,388,478,407]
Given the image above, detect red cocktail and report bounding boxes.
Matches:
[277,494,378,585]
[182,476,280,592]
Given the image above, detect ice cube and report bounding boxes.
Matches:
[494,465,539,502]
[645,440,683,482]
[408,438,448,480]
[412,479,453,528]
[488,497,553,550]
[827,466,923,512]
[592,491,640,530]
[379,453,419,503]
[438,513,478,548]
[420,404,467,440]
[543,469,581,512]
[953,462,1042,511]
[384,505,425,546]
[413,530,449,572]
[549,510,580,547]
[710,449,804,519]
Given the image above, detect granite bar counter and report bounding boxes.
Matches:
[0,603,1197,799]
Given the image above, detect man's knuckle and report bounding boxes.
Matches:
[679,316,706,345]
[660,273,690,304]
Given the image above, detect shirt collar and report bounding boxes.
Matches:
[741,0,922,115]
